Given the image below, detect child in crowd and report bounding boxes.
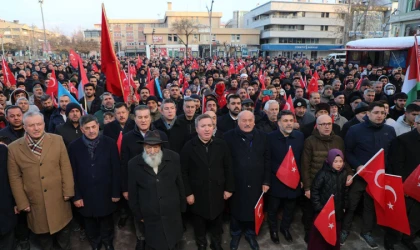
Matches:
[308,149,348,250]
[103,112,115,125]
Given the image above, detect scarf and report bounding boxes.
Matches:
[26,132,45,157]
[82,135,101,159]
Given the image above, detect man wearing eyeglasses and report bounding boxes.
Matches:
[301,114,353,243]
[341,102,396,249]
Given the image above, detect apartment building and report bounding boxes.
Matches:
[84,2,260,57]
[244,0,348,58]
[389,0,420,37]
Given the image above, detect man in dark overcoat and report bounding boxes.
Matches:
[68,115,121,250]
[0,143,18,250]
[128,130,186,250]
[120,105,169,250]
[224,110,270,250]
[181,114,234,250]
[266,110,304,244]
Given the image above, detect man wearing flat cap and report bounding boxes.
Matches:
[128,130,186,250]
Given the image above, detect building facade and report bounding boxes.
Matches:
[244,0,348,58]
[84,2,260,58]
[389,0,420,37]
[0,19,59,57]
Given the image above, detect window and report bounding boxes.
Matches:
[126,24,132,28]
[126,32,133,37]
[321,12,325,18]
[173,35,178,42]
[114,32,121,37]
[302,12,305,17]
[321,26,329,31]
[326,13,329,18]
[325,26,329,31]
[231,34,240,42]
[168,34,172,41]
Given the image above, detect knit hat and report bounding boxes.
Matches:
[354,102,369,115]
[293,98,306,108]
[146,96,158,104]
[333,91,344,98]
[65,103,82,117]
[326,148,344,165]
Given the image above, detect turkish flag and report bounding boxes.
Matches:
[299,75,306,89]
[145,79,156,97]
[355,78,363,90]
[1,59,16,86]
[282,95,295,113]
[117,131,123,157]
[228,63,235,76]
[46,69,58,97]
[313,70,320,81]
[68,82,79,99]
[69,49,79,69]
[120,70,131,103]
[357,148,385,209]
[314,195,337,246]
[101,4,123,97]
[91,63,99,73]
[276,146,300,189]
[136,55,143,69]
[321,65,326,72]
[192,59,199,70]
[403,164,420,202]
[146,67,151,84]
[375,174,410,235]
[254,192,264,235]
[307,77,319,99]
[258,70,266,90]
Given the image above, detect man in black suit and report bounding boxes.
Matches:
[217,94,241,134]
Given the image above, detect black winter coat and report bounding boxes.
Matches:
[392,129,420,180]
[120,125,169,192]
[0,145,17,234]
[153,118,189,154]
[48,108,65,133]
[177,114,198,136]
[40,107,56,129]
[68,136,121,217]
[311,163,348,221]
[340,117,360,139]
[217,113,238,134]
[256,115,278,134]
[267,129,305,198]
[181,136,234,220]
[224,128,270,221]
[103,119,135,141]
[128,149,186,250]
[0,126,24,143]
[79,96,102,115]
[54,120,82,147]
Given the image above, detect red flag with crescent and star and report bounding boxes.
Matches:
[69,49,79,69]
[254,192,264,235]
[1,59,16,86]
[357,148,385,209]
[375,174,410,235]
[314,195,337,246]
[276,146,300,189]
[282,95,295,113]
[403,164,420,202]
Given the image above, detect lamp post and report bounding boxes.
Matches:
[38,0,48,56]
[206,0,214,58]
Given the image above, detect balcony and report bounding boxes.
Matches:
[261,30,342,39]
[249,16,344,28]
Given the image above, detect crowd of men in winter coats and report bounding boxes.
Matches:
[0,55,419,250]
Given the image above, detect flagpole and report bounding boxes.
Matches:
[348,148,384,182]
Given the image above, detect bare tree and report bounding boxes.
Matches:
[171,18,200,58]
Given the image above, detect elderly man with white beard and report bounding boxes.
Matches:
[128,130,186,250]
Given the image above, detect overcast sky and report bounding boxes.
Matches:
[0,0,339,35]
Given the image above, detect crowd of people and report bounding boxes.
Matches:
[0,55,419,250]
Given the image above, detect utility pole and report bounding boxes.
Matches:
[39,0,48,56]
[206,0,214,58]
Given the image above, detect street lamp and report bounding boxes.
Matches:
[38,0,48,56]
[206,0,214,58]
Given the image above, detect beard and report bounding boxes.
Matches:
[142,150,163,173]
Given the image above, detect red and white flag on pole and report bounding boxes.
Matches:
[276,146,300,189]
[355,148,386,209]
[314,195,337,246]
[403,164,420,202]
[375,174,410,235]
[254,192,264,235]
[1,58,16,86]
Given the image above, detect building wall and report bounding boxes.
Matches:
[389,0,420,37]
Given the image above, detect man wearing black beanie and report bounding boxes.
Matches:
[54,103,83,147]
